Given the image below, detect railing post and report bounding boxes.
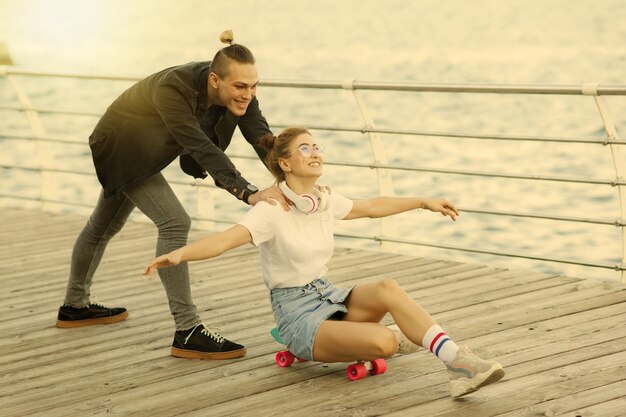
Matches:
[0,42,14,65]
[584,83,626,282]
[194,185,215,231]
[343,80,397,249]
[3,66,57,211]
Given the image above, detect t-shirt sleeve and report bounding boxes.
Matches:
[238,201,278,246]
[331,191,354,220]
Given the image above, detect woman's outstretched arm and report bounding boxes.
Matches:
[344,197,459,221]
[143,224,252,276]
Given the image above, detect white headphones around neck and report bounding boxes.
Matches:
[279,182,329,214]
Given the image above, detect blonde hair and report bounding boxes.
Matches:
[259,126,311,182]
[219,30,234,45]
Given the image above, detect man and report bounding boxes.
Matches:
[56,31,287,360]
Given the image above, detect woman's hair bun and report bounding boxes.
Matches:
[259,133,276,150]
[219,30,234,45]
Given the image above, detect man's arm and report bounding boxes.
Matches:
[153,84,250,199]
[236,96,292,209]
[238,96,271,168]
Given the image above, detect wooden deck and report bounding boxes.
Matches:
[1,207,625,417]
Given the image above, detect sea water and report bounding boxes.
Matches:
[1,0,625,280]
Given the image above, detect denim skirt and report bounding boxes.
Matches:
[270,278,353,361]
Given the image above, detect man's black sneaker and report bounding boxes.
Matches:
[56,303,128,328]
[171,324,246,359]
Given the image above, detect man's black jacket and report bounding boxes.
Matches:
[89,61,270,199]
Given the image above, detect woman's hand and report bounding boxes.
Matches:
[423,198,460,221]
[143,252,183,276]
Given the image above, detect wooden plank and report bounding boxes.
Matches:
[3,294,620,414]
[143,314,626,417]
[379,349,626,417]
[1,207,626,417]
[493,379,626,416]
[558,397,626,417]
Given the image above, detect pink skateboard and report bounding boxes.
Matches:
[271,327,387,381]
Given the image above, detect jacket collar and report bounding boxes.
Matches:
[198,65,210,109]
[196,61,239,145]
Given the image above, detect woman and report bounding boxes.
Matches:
[143,126,505,397]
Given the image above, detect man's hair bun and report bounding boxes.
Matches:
[219,30,234,45]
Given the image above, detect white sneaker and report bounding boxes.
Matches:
[446,346,505,397]
[388,324,421,354]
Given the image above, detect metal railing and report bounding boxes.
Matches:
[1,65,624,281]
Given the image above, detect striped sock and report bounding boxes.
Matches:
[421,325,459,365]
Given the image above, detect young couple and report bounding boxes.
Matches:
[59,27,503,397]
[144,126,505,398]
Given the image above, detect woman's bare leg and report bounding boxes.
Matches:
[313,278,504,397]
[343,277,436,344]
[313,277,436,362]
[312,320,397,362]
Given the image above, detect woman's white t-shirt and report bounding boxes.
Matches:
[238,192,353,289]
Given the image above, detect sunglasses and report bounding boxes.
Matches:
[285,143,325,158]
